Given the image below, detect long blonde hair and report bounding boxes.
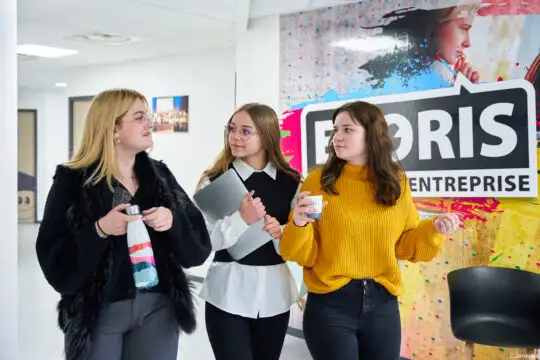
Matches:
[66,88,148,187]
[196,103,301,190]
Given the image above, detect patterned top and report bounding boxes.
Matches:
[112,182,133,207]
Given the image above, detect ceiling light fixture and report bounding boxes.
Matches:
[65,32,141,46]
[17,44,79,58]
[55,83,68,87]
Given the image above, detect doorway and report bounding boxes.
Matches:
[69,96,94,158]
[17,110,37,223]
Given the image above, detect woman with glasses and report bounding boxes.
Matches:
[195,103,302,360]
[36,89,211,360]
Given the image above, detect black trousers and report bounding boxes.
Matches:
[205,302,290,360]
[303,279,401,360]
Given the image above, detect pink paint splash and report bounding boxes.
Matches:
[280,108,303,173]
[478,0,540,16]
[414,197,502,223]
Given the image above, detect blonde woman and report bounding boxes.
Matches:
[195,104,302,360]
[36,89,211,360]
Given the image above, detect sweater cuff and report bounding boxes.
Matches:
[282,221,314,243]
[419,217,445,249]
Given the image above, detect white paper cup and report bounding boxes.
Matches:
[306,195,323,219]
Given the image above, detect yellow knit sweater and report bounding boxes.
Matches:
[280,164,444,296]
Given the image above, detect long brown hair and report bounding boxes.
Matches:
[196,103,302,190]
[321,101,403,206]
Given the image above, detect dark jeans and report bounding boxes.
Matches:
[303,279,401,360]
[205,302,290,360]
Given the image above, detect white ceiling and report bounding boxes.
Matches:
[17,0,357,90]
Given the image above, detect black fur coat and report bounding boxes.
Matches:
[36,152,211,360]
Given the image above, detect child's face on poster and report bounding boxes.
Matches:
[436,16,473,65]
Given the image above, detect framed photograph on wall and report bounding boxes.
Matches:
[151,95,189,133]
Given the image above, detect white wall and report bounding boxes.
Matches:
[236,15,280,110]
[18,88,69,222]
[1,0,18,357]
[66,49,237,198]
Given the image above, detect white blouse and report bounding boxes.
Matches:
[198,159,300,319]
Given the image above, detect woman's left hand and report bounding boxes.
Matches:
[143,207,173,232]
[434,213,461,235]
[263,215,282,239]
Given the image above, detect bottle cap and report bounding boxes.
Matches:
[126,204,141,216]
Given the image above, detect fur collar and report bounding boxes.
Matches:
[58,152,196,360]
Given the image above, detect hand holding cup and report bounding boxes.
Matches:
[292,192,326,227]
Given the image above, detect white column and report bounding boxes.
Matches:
[235,15,280,111]
[0,0,18,359]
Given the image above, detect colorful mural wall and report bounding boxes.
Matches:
[279,1,540,359]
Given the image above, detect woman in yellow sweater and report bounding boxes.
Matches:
[280,101,460,360]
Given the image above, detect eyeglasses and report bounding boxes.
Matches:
[120,113,153,124]
[225,125,257,139]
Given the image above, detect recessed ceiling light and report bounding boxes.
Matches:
[55,82,67,87]
[17,44,78,58]
[65,32,141,46]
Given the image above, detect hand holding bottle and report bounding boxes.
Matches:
[97,203,140,236]
[143,207,173,232]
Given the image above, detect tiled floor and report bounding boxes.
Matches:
[18,224,312,360]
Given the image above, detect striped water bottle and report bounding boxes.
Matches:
[126,205,159,289]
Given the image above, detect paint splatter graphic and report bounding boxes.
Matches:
[414,198,502,223]
[280,109,303,171]
[279,2,540,359]
[478,0,540,16]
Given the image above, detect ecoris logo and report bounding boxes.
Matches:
[300,75,537,198]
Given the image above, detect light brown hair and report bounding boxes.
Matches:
[321,101,403,206]
[197,103,301,189]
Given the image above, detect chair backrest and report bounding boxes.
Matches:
[447,266,540,346]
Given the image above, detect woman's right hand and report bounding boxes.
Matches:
[293,191,326,227]
[454,57,480,83]
[239,190,266,225]
[97,203,140,236]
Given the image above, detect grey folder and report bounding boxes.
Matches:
[193,169,248,223]
[193,169,272,260]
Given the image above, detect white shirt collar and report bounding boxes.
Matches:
[232,158,277,181]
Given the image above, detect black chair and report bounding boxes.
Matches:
[448,266,540,359]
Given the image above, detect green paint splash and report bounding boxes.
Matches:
[491,253,503,262]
